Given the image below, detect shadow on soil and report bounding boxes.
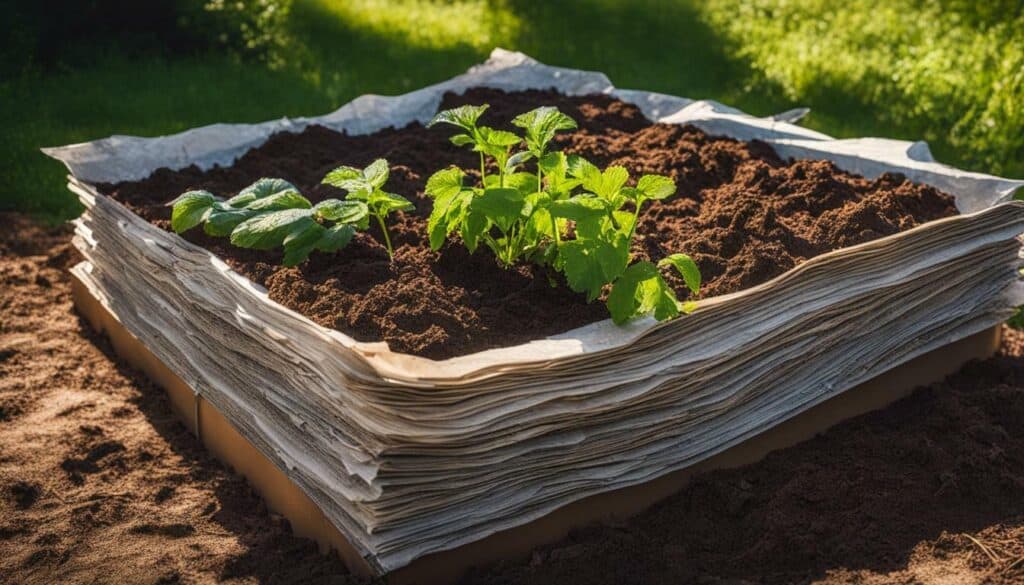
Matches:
[74,318,359,584]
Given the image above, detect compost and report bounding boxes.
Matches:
[2,215,1023,584]
[99,89,958,359]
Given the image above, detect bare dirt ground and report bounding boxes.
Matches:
[2,213,1022,585]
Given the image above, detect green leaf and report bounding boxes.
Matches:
[505,150,535,173]
[322,165,369,192]
[567,155,602,191]
[428,104,489,132]
[425,168,465,199]
[244,189,312,211]
[461,209,489,253]
[450,133,475,147]
[557,232,630,301]
[470,187,525,233]
[363,159,389,189]
[204,207,256,236]
[227,178,296,207]
[427,189,469,250]
[597,166,630,200]
[313,199,369,226]
[315,223,356,253]
[607,261,681,324]
[170,190,216,233]
[658,253,701,296]
[539,151,581,197]
[512,106,577,155]
[230,208,314,250]
[539,151,566,176]
[281,222,326,266]
[368,191,414,215]
[503,171,539,194]
[479,127,521,147]
[548,196,607,221]
[636,175,676,200]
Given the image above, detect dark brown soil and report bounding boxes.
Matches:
[100,89,958,359]
[4,214,1024,584]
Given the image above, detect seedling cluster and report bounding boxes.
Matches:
[170,159,411,266]
[425,104,700,324]
[170,105,701,324]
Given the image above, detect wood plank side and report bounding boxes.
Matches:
[70,270,1001,584]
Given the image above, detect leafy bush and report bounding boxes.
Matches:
[0,0,292,74]
[170,159,411,265]
[426,104,701,324]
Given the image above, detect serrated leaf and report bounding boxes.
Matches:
[567,155,602,191]
[315,223,356,253]
[427,189,469,250]
[425,168,465,199]
[557,232,630,301]
[204,208,256,236]
[428,104,489,132]
[281,222,326,266]
[170,191,216,233]
[470,188,525,233]
[230,208,314,250]
[227,178,296,207]
[597,166,629,200]
[363,159,389,189]
[313,199,369,226]
[512,106,577,155]
[659,253,701,295]
[322,165,368,192]
[244,190,312,211]
[539,151,566,176]
[477,126,521,147]
[636,174,676,200]
[607,261,681,324]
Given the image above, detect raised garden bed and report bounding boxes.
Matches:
[99,88,961,359]
[45,50,1024,580]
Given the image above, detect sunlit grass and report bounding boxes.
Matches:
[697,0,1024,177]
[306,0,520,51]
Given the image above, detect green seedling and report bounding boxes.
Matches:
[169,159,411,266]
[321,158,414,259]
[424,103,702,324]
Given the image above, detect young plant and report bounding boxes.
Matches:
[424,103,702,324]
[549,156,701,323]
[321,159,414,259]
[169,159,410,266]
[425,104,573,268]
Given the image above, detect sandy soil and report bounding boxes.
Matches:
[1,213,1022,584]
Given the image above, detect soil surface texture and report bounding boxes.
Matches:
[100,89,959,360]
[3,215,1023,584]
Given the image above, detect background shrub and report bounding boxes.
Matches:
[0,0,291,74]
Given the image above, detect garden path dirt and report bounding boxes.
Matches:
[2,214,1022,584]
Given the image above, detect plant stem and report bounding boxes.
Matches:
[375,214,394,259]
[479,152,486,188]
[626,197,646,242]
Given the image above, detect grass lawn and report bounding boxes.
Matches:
[2,0,1021,224]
